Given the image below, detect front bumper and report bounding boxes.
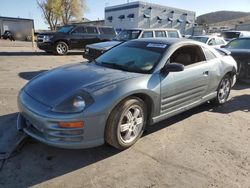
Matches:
[17,91,106,149]
[37,42,54,51]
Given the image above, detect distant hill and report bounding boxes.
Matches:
[196,11,250,24]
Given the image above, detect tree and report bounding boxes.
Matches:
[37,0,61,31]
[37,0,87,30]
[61,0,87,25]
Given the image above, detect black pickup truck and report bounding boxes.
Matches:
[37,25,116,55]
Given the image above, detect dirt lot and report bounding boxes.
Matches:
[0,40,249,188]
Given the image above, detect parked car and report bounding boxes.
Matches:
[17,38,237,150]
[83,28,182,60]
[221,30,250,42]
[221,37,250,83]
[190,35,227,48]
[1,30,15,41]
[36,25,116,55]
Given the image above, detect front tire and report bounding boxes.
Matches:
[55,41,68,55]
[105,97,147,150]
[212,75,232,105]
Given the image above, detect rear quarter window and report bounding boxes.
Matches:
[99,27,116,35]
[167,31,180,38]
[202,47,217,60]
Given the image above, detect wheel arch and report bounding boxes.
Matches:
[55,39,69,45]
[106,92,155,127]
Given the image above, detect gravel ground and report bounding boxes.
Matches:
[0,40,249,188]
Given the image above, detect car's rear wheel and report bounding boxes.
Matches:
[55,41,68,55]
[212,74,232,105]
[105,97,147,150]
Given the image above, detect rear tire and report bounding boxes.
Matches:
[105,97,147,150]
[211,74,232,105]
[55,41,68,55]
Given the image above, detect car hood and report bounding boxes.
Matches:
[225,49,250,61]
[87,41,122,51]
[24,63,141,107]
[225,48,250,54]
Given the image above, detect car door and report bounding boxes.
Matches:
[82,26,99,47]
[70,26,86,49]
[160,44,211,117]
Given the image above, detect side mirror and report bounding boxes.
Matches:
[162,63,184,74]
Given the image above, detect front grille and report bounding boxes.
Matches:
[37,35,44,43]
[88,48,104,59]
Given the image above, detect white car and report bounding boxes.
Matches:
[190,35,227,48]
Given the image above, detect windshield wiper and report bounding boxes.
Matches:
[101,62,128,71]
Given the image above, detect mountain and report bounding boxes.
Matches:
[196,11,250,24]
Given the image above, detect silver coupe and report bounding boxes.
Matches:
[17,38,237,150]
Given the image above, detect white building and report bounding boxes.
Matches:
[105,1,196,35]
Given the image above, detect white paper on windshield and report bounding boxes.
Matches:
[147,43,167,48]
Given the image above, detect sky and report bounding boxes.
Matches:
[0,0,250,29]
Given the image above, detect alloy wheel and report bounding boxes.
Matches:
[118,105,144,144]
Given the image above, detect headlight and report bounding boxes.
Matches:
[43,35,53,42]
[84,48,89,53]
[52,91,93,113]
[73,96,86,109]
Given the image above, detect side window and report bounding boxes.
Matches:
[155,31,166,38]
[169,45,206,66]
[202,47,217,60]
[86,27,98,34]
[141,31,153,38]
[72,27,85,34]
[167,31,179,38]
[208,38,216,46]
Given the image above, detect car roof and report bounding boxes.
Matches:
[121,28,179,31]
[130,38,187,45]
[64,24,113,28]
[192,35,223,38]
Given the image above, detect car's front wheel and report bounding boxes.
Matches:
[212,74,232,105]
[105,97,147,150]
[55,41,68,55]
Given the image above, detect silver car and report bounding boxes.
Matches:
[17,38,237,150]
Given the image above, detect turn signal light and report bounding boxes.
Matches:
[59,121,84,128]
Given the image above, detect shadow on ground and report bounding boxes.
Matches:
[0,51,83,56]
[19,70,48,80]
[0,83,249,187]
[232,82,250,90]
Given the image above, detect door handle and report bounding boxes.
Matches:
[203,71,209,76]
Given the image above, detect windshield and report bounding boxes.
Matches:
[58,26,74,33]
[221,32,240,39]
[115,30,141,41]
[226,38,250,49]
[190,37,209,44]
[95,41,168,73]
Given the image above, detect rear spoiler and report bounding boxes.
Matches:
[215,48,231,56]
